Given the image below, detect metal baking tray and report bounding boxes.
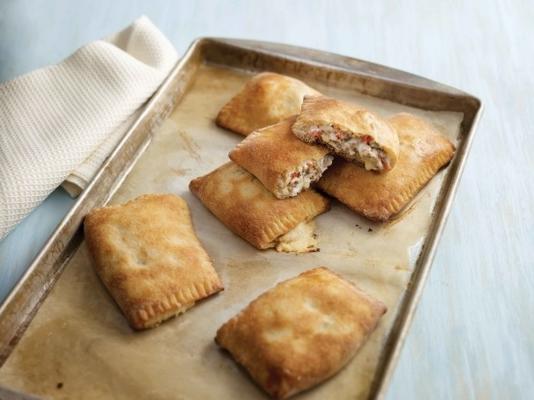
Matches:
[0,38,482,399]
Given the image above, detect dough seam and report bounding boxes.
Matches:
[132,274,222,328]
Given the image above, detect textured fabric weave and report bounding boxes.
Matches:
[0,16,178,239]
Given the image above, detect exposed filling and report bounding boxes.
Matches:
[275,220,318,253]
[276,155,333,198]
[308,125,390,171]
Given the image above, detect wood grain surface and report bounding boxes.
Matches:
[0,1,532,399]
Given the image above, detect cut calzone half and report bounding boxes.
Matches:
[84,194,223,330]
[215,267,387,399]
[292,95,400,171]
[229,116,333,199]
[189,162,330,252]
[216,72,321,136]
[318,113,455,221]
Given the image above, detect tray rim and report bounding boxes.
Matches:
[0,37,483,400]
[209,38,476,96]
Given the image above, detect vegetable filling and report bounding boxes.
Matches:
[308,125,390,171]
[276,155,333,198]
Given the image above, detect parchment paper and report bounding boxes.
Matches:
[0,65,463,400]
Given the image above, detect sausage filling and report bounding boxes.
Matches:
[276,155,333,198]
[308,125,390,171]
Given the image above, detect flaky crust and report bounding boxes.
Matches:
[189,162,330,249]
[216,72,321,136]
[84,194,223,330]
[318,113,455,221]
[229,116,330,197]
[292,95,400,169]
[215,267,387,399]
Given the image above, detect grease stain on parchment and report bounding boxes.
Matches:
[175,129,201,161]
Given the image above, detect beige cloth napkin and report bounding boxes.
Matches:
[0,16,178,240]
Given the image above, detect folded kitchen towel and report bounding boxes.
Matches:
[0,16,178,240]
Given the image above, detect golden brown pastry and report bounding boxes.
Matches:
[216,72,321,136]
[84,194,223,330]
[189,162,329,251]
[215,267,387,399]
[229,116,333,199]
[292,95,400,171]
[318,113,455,221]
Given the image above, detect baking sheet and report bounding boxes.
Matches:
[0,64,462,399]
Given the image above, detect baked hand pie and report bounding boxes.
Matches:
[216,72,321,136]
[84,194,223,330]
[292,95,400,171]
[229,116,333,199]
[215,267,387,399]
[318,113,455,221]
[189,162,329,252]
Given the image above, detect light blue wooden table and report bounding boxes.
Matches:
[1,0,533,398]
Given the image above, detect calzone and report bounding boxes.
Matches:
[216,72,320,136]
[292,95,400,171]
[229,116,333,199]
[318,113,455,221]
[189,162,329,251]
[84,194,223,330]
[215,267,387,399]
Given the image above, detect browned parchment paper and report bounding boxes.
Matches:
[0,65,463,400]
